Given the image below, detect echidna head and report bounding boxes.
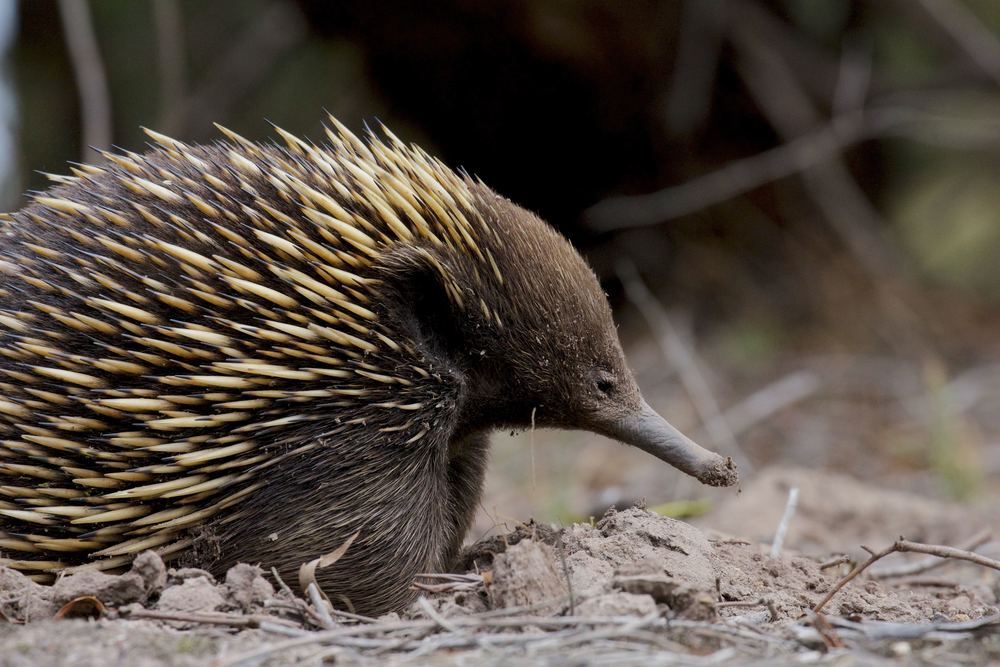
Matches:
[381,182,737,487]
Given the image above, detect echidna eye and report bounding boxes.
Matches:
[596,378,614,396]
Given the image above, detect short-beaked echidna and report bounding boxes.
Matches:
[0,117,736,614]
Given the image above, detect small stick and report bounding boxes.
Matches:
[885,577,961,589]
[57,0,113,161]
[413,573,483,583]
[815,535,1000,614]
[416,596,460,634]
[556,532,576,616]
[257,621,309,637]
[715,599,767,610]
[895,537,1000,570]
[121,608,299,630]
[765,598,779,623]
[808,611,844,649]
[307,582,336,629]
[814,543,902,615]
[270,566,297,600]
[411,574,483,594]
[769,486,799,558]
[819,555,851,571]
[585,109,899,231]
[411,582,472,594]
[270,566,326,628]
[872,528,991,579]
[328,608,377,624]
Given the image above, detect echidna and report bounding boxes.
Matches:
[0,117,736,614]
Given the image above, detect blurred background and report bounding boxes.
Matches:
[7,0,1000,535]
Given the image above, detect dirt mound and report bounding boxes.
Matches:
[438,506,997,624]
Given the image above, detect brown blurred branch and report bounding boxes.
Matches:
[663,0,727,137]
[720,371,820,436]
[616,260,752,475]
[175,1,307,135]
[587,94,1000,232]
[914,0,1000,86]
[727,3,906,284]
[727,1,939,356]
[587,108,905,231]
[57,0,112,161]
[153,0,186,134]
[833,34,872,116]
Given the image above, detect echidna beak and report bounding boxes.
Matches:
[602,399,739,488]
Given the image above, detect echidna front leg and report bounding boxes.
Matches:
[443,431,491,567]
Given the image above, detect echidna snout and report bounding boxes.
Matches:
[0,117,735,615]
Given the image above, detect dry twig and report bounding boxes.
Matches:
[557,531,576,615]
[306,582,335,630]
[268,566,338,629]
[819,555,851,571]
[814,535,1000,614]
[871,528,992,579]
[416,596,460,634]
[411,573,484,594]
[121,607,301,632]
[807,611,845,649]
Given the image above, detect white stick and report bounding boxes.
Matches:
[770,486,799,558]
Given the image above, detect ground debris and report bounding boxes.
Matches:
[0,469,997,665]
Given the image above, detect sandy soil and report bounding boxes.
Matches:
[0,466,998,666]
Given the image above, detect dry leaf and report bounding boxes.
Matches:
[297,531,360,598]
